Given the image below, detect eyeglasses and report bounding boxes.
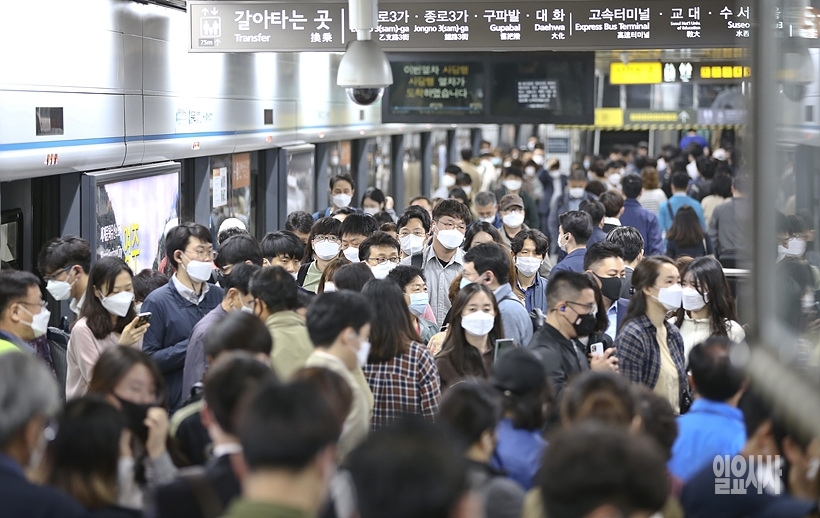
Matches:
[436,219,467,232]
[366,257,401,265]
[565,300,597,315]
[185,248,216,260]
[43,265,72,282]
[314,235,341,244]
[19,300,49,310]
[399,229,427,238]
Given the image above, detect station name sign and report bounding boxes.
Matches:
[189,0,757,53]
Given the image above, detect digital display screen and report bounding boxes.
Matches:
[384,60,485,122]
[96,173,180,272]
[489,53,595,124]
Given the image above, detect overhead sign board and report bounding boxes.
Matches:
[189,0,759,53]
[610,62,663,84]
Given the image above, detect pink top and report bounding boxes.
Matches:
[66,317,143,399]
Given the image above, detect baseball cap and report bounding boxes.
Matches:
[491,347,547,396]
[499,194,525,212]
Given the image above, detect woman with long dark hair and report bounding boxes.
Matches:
[298,216,342,293]
[38,396,140,517]
[66,257,148,399]
[435,283,505,390]
[88,347,176,510]
[463,221,503,252]
[614,256,691,414]
[360,279,441,428]
[673,256,745,360]
[665,205,713,259]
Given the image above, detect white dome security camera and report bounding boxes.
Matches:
[336,0,393,106]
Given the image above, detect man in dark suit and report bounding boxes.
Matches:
[605,226,646,301]
[150,353,276,518]
[0,353,88,518]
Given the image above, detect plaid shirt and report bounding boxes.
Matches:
[363,342,441,429]
[614,314,689,402]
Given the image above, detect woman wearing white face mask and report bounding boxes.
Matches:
[614,256,692,414]
[360,186,398,221]
[672,257,745,360]
[435,283,505,391]
[66,257,149,399]
[360,280,441,428]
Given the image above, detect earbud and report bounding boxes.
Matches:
[560,306,566,312]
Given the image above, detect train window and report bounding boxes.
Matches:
[404,133,422,208]
[369,136,392,196]
[35,107,64,136]
[0,209,23,270]
[285,145,315,216]
[209,153,257,239]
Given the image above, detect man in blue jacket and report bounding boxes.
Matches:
[550,211,593,280]
[619,174,665,256]
[463,243,533,348]
[657,170,707,237]
[142,222,223,411]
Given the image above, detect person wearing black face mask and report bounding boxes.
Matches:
[526,271,618,401]
[584,242,631,340]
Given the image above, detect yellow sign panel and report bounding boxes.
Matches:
[595,108,624,127]
[700,65,751,79]
[610,62,663,84]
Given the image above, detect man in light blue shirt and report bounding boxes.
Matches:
[658,170,707,238]
[668,336,746,482]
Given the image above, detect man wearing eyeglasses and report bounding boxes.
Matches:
[142,222,224,411]
[527,271,618,401]
[37,235,91,321]
[0,270,51,355]
[359,232,402,280]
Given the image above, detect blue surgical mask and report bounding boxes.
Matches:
[408,293,429,316]
[459,277,472,289]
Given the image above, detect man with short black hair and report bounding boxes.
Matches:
[359,231,401,280]
[37,235,91,318]
[620,175,664,256]
[314,173,357,220]
[709,174,748,269]
[540,423,670,518]
[221,381,341,518]
[214,233,264,278]
[463,243,533,348]
[182,263,261,399]
[510,230,550,314]
[549,211,593,279]
[401,199,472,324]
[260,231,304,276]
[579,199,607,248]
[657,170,707,237]
[285,211,314,245]
[348,420,476,518]
[339,213,379,263]
[397,206,431,259]
[583,242,628,338]
[599,190,624,233]
[527,271,617,399]
[305,291,373,459]
[251,267,313,380]
[547,168,597,255]
[606,226,645,300]
[668,336,746,482]
[0,353,87,518]
[142,222,224,411]
[153,352,276,518]
[0,271,50,354]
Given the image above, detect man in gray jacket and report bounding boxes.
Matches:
[708,175,748,269]
[463,243,533,348]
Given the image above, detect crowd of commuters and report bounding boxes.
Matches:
[1,135,820,518]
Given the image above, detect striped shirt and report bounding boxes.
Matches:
[363,342,441,429]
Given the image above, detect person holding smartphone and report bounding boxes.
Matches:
[435,283,505,391]
[66,257,149,399]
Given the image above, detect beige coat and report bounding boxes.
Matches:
[265,311,314,380]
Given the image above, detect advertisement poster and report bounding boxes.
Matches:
[96,173,180,273]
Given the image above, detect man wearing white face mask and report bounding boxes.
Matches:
[474,191,503,230]
[313,173,357,220]
[433,165,462,199]
[305,291,374,460]
[181,263,261,398]
[141,222,224,411]
[340,213,379,264]
[401,200,472,325]
[493,167,540,230]
[397,207,431,260]
[498,194,528,250]
[37,235,91,321]
[510,230,550,314]
[0,271,51,354]
[359,232,401,280]
[548,168,598,256]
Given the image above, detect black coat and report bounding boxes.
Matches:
[149,454,241,518]
[0,455,88,518]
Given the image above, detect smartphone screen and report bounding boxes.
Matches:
[494,338,515,361]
